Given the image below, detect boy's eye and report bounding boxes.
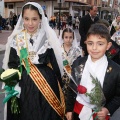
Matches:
[87,42,92,45]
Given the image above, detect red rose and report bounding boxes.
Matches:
[110,49,117,54]
[77,85,87,94]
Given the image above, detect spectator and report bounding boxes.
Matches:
[9,11,13,30]
[79,5,99,56]
[13,13,17,29]
[72,16,76,30]
[75,17,80,29]
[68,14,72,27]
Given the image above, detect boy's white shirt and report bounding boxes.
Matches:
[76,55,108,119]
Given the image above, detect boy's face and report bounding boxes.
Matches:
[86,35,112,62]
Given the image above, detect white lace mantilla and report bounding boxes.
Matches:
[10,31,51,64]
[61,44,81,65]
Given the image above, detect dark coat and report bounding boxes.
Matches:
[79,14,99,55]
[66,56,120,116]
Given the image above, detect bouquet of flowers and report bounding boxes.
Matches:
[0,68,21,114]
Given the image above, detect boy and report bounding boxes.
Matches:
[65,23,120,120]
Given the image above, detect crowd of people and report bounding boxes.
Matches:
[49,14,81,30]
[1,2,120,120]
[0,11,19,32]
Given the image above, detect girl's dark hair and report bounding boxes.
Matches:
[97,19,110,28]
[87,23,111,42]
[62,28,74,39]
[22,4,42,19]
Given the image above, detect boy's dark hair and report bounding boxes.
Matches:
[87,23,111,42]
[62,28,74,39]
[22,4,42,19]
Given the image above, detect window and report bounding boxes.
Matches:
[8,4,13,9]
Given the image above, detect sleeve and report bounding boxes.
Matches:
[104,64,120,116]
[8,47,20,69]
[49,49,63,87]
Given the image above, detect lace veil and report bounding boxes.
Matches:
[59,28,83,58]
[2,2,63,75]
[59,27,78,47]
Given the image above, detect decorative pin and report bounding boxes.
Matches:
[107,67,112,73]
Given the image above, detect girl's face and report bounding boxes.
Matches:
[116,16,120,22]
[63,32,74,46]
[23,9,41,34]
[86,35,112,62]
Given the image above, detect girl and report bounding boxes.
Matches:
[2,2,65,120]
[59,27,83,97]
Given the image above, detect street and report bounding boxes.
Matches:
[0,29,119,120]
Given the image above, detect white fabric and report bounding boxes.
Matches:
[61,45,82,65]
[2,2,63,75]
[79,106,93,120]
[77,55,108,119]
[111,18,120,41]
[111,30,120,44]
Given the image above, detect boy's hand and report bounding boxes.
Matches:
[65,112,72,120]
[97,107,109,120]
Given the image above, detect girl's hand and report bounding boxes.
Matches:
[65,112,72,120]
[97,107,109,120]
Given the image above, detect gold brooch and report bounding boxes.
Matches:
[107,67,112,73]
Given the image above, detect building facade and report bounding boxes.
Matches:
[2,0,119,20]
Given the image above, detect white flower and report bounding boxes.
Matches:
[1,69,21,80]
